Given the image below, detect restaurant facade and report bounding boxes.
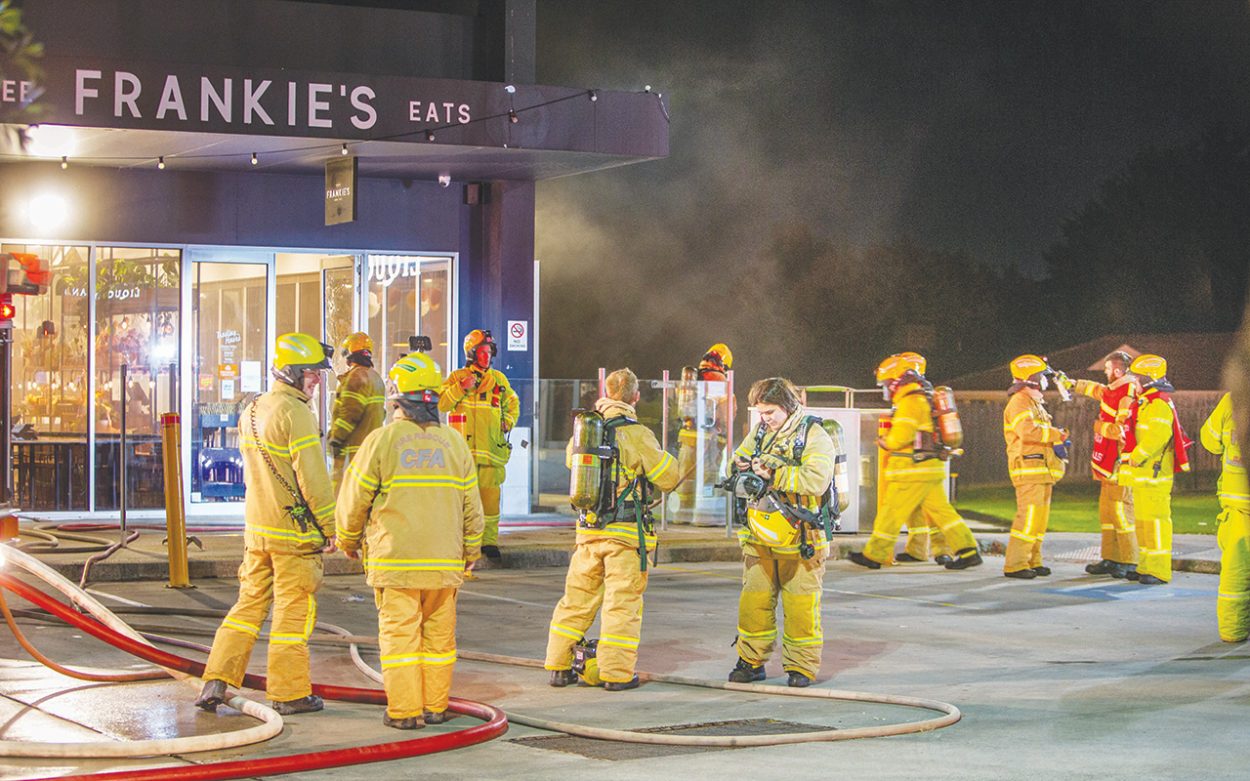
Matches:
[0,0,668,515]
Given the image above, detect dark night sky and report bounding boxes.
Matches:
[533,0,1250,381]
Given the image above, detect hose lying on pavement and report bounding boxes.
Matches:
[0,545,507,775]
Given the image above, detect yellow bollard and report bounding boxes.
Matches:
[160,412,193,589]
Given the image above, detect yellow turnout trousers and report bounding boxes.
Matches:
[736,547,825,678]
[865,480,969,564]
[375,587,459,718]
[903,513,975,561]
[1005,484,1051,573]
[1218,508,1250,642]
[478,465,503,548]
[545,539,647,683]
[1135,486,1173,582]
[1098,481,1139,564]
[203,548,322,702]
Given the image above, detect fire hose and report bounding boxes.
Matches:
[0,546,508,779]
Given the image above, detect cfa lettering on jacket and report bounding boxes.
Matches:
[396,429,456,469]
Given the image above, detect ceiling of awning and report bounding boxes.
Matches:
[0,124,660,182]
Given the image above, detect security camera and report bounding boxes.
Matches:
[437,174,451,188]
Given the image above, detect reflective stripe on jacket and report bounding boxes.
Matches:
[879,385,946,482]
[1075,377,1136,481]
[1003,390,1066,486]
[335,414,485,588]
[732,408,836,558]
[567,398,681,552]
[438,367,520,468]
[1120,392,1176,490]
[241,383,337,553]
[328,363,387,456]
[1201,393,1248,510]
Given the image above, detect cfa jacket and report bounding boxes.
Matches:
[880,384,947,483]
[328,363,387,458]
[1003,390,1067,486]
[438,366,520,469]
[240,382,337,553]
[335,412,485,588]
[732,407,836,559]
[1201,393,1248,511]
[566,398,681,553]
[1075,376,1137,481]
[1121,389,1184,491]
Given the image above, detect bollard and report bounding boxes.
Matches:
[160,412,193,588]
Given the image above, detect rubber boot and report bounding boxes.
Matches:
[787,671,812,688]
[728,658,766,683]
[945,548,983,570]
[1138,574,1166,585]
[549,669,578,687]
[270,695,324,715]
[934,554,954,566]
[424,710,449,724]
[1004,568,1038,579]
[482,545,502,561]
[1032,566,1052,576]
[194,679,227,713]
[848,551,881,570]
[1124,566,1140,581]
[383,714,425,730]
[1085,559,1115,575]
[896,552,922,562]
[604,675,640,691]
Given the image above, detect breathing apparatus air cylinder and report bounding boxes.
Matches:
[820,420,852,515]
[931,386,963,452]
[569,410,608,512]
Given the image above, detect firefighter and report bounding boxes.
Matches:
[852,354,982,570]
[328,332,387,493]
[1000,355,1069,578]
[336,352,484,729]
[439,329,519,561]
[1072,351,1140,578]
[1202,393,1250,641]
[1122,354,1191,585]
[728,377,836,688]
[545,368,681,691]
[195,333,337,715]
[674,344,732,519]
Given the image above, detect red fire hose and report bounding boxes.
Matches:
[0,574,508,781]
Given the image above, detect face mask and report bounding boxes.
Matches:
[1038,375,1049,392]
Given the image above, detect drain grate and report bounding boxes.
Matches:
[509,718,832,760]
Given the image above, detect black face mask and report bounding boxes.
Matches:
[396,398,440,423]
[347,350,373,368]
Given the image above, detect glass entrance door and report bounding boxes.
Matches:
[189,259,268,503]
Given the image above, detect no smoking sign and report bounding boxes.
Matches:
[507,320,528,351]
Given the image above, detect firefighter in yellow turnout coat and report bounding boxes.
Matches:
[438,329,519,560]
[1202,392,1250,641]
[854,355,981,570]
[336,352,484,729]
[1001,355,1069,578]
[546,369,681,690]
[328,332,387,492]
[728,378,836,688]
[1121,354,1192,585]
[196,333,337,715]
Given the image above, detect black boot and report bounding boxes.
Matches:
[549,669,578,687]
[604,675,640,691]
[1137,574,1166,585]
[896,552,922,562]
[786,671,812,688]
[269,695,324,715]
[1125,566,1140,581]
[194,679,227,713]
[848,551,881,570]
[1085,559,1115,575]
[1004,568,1038,579]
[945,548,983,570]
[934,554,955,566]
[728,658,766,683]
[482,545,501,561]
[423,710,449,724]
[1108,562,1130,578]
[383,714,425,730]
[1032,566,1052,577]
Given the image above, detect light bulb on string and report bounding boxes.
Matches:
[425,130,435,142]
[250,152,258,166]
[60,156,68,170]
[158,156,165,170]
[340,143,349,156]
[508,110,519,124]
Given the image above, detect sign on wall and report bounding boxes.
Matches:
[325,156,357,225]
[507,320,527,351]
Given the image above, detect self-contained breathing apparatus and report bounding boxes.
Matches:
[568,409,659,571]
[718,416,847,560]
[907,384,965,462]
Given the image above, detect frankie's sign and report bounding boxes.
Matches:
[35,56,510,141]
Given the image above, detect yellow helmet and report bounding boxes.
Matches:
[705,343,733,370]
[390,351,443,396]
[898,351,927,375]
[340,331,373,356]
[273,333,332,385]
[875,354,915,384]
[1009,354,1047,381]
[1129,353,1167,381]
[747,508,799,550]
[463,329,497,362]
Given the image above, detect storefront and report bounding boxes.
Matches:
[0,0,668,516]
